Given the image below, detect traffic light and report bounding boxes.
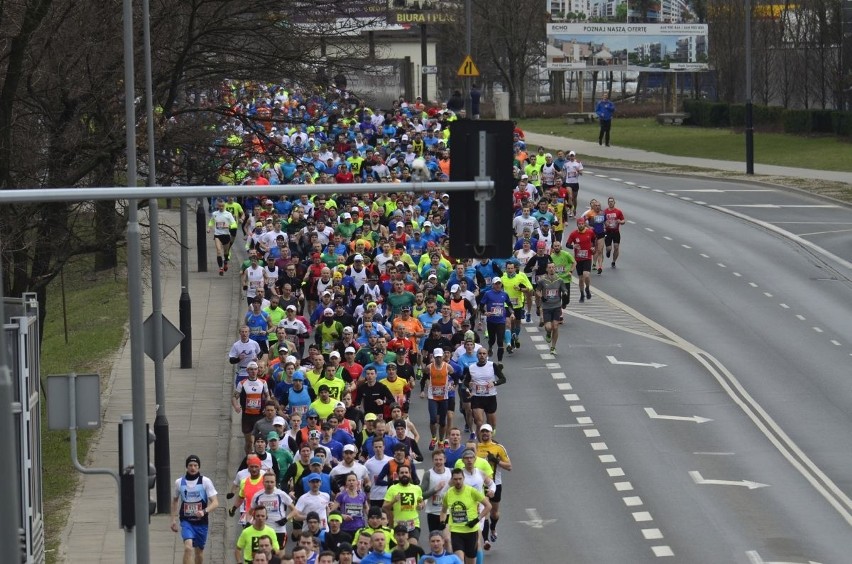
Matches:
[118,420,157,530]
[448,120,514,259]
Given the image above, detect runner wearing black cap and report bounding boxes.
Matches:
[171,455,219,564]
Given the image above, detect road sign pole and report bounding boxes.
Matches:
[464,0,472,116]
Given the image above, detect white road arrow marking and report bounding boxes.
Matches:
[746,549,822,564]
[606,355,667,368]
[645,407,713,424]
[517,508,557,528]
[689,471,769,490]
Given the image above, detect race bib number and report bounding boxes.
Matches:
[400,519,416,531]
[576,250,588,259]
[215,221,227,229]
[183,502,202,517]
[246,397,262,410]
[344,502,363,516]
[555,265,564,273]
[430,385,446,398]
[606,219,617,229]
[292,405,307,416]
[431,492,444,506]
[474,383,493,395]
[545,289,558,299]
[489,306,503,316]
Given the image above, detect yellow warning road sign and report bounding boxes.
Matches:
[457,55,480,77]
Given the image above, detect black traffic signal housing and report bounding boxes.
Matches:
[448,120,514,259]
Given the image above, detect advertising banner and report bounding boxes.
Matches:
[546,22,709,72]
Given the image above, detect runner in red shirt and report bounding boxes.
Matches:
[566,217,596,303]
[604,197,626,269]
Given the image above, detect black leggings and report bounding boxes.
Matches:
[486,321,506,361]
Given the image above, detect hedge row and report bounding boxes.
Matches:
[681,99,851,136]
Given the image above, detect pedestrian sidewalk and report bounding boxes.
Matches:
[60,205,243,563]
[522,132,852,185]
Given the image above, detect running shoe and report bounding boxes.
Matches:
[525,312,531,323]
[506,345,514,354]
[218,268,224,276]
[579,294,585,303]
[484,540,492,551]
[612,261,616,268]
[550,346,556,355]
[597,267,602,275]
[514,335,521,349]
[469,432,476,441]
[606,249,611,258]
[429,438,436,451]
[489,531,498,543]
[443,439,449,449]
[223,262,229,272]
[545,331,551,343]
[464,425,470,434]
[586,289,592,300]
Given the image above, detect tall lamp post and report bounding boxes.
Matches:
[745,0,755,174]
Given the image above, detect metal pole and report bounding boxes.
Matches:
[0,181,493,204]
[421,24,429,102]
[745,0,754,175]
[141,0,171,514]
[122,0,151,559]
[464,0,472,116]
[179,198,192,368]
[0,260,23,564]
[196,199,208,272]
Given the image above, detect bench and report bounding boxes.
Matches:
[564,112,597,125]
[657,112,690,125]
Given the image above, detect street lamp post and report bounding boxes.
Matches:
[745,0,755,175]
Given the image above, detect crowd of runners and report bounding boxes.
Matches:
[171,80,626,564]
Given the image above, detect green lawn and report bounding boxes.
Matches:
[518,118,852,173]
[40,255,128,563]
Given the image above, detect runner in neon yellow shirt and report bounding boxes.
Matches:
[500,261,533,351]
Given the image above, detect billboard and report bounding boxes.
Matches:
[546,22,710,72]
[387,0,460,24]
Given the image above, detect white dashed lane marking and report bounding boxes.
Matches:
[541,335,672,558]
[682,244,691,249]
[831,340,842,346]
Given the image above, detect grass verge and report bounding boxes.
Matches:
[41,254,128,563]
[518,118,852,203]
[518,117,852,173]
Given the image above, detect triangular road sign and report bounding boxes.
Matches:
[457,55,480,77]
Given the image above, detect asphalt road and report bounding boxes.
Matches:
[401,171,852,563]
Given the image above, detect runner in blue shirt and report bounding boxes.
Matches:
[478,278,514,365]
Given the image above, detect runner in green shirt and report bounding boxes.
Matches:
[499,262,533,350]
[235,506,279,563]
[550,240,576,293]
[383,466,424,543]
[440,469,491,564]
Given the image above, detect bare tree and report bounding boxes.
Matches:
[471,0,548,117]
